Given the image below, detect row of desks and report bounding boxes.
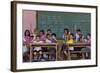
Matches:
[29,43,90,61]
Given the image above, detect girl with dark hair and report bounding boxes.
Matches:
[24,29,30,36]
[23,29,33,62]
[23,29,32,46]
[62,28,70,40]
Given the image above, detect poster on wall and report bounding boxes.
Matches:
[11,1,98,72]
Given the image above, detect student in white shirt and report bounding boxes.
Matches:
[51,33,57,43]
[45,34,52,43]
[45,34,56,61]
[75,29,81,43]
[33,35,43,61]
[33,35,44,48]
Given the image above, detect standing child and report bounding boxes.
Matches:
[39,30,46,42]
[74,29,82,52]
[63,28,70,41]
[32,28,38,41]
[23,29,32,62]
[46,29,52,35]
[75,29,81,43]
[61,28,70,60]
[61,33,74,60]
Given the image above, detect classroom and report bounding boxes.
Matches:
[22,10,91,62]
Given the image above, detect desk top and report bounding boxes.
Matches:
[30,43,90,47]
[30,43,57,46]
[68,43,90,47]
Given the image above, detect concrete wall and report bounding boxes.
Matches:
[22,10,36,37]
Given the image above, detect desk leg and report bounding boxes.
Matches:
[30,46,32,62]
[82,48,85,59]
[56,45,57,61]
[68,45,71,60]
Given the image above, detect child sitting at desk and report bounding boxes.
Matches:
[45,34,52,43]
[32,35,43,61]
[84,33,91,59]
[51,33,57,43]
[66,33,74,51]
[45,34,56,61]
[45,33,57,43]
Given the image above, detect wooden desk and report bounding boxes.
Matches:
[68,43,90,47]
[29,43,58,62]
[67,43,90,60]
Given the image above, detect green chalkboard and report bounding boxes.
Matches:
[37,11,91,39]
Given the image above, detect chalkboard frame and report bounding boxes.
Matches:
[11,1,98,72]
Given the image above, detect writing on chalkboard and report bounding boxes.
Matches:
[37,11,91,39]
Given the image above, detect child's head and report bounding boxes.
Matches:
[64,28,69,34]
[46,34,51,40]
[69,33,74,40]
[79,34,85,42]
[33,51,37,55]
[30,35,34,40]
[24,29,30,36]
[39,50,42,55]
[34,28,38,34]
[76,29,81,34]
[47,29,52,34]
[36,35,40,42]
[39,30,45,35]
[87,33,91,39]
[51,33,56,38]
[80,34,84,39]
